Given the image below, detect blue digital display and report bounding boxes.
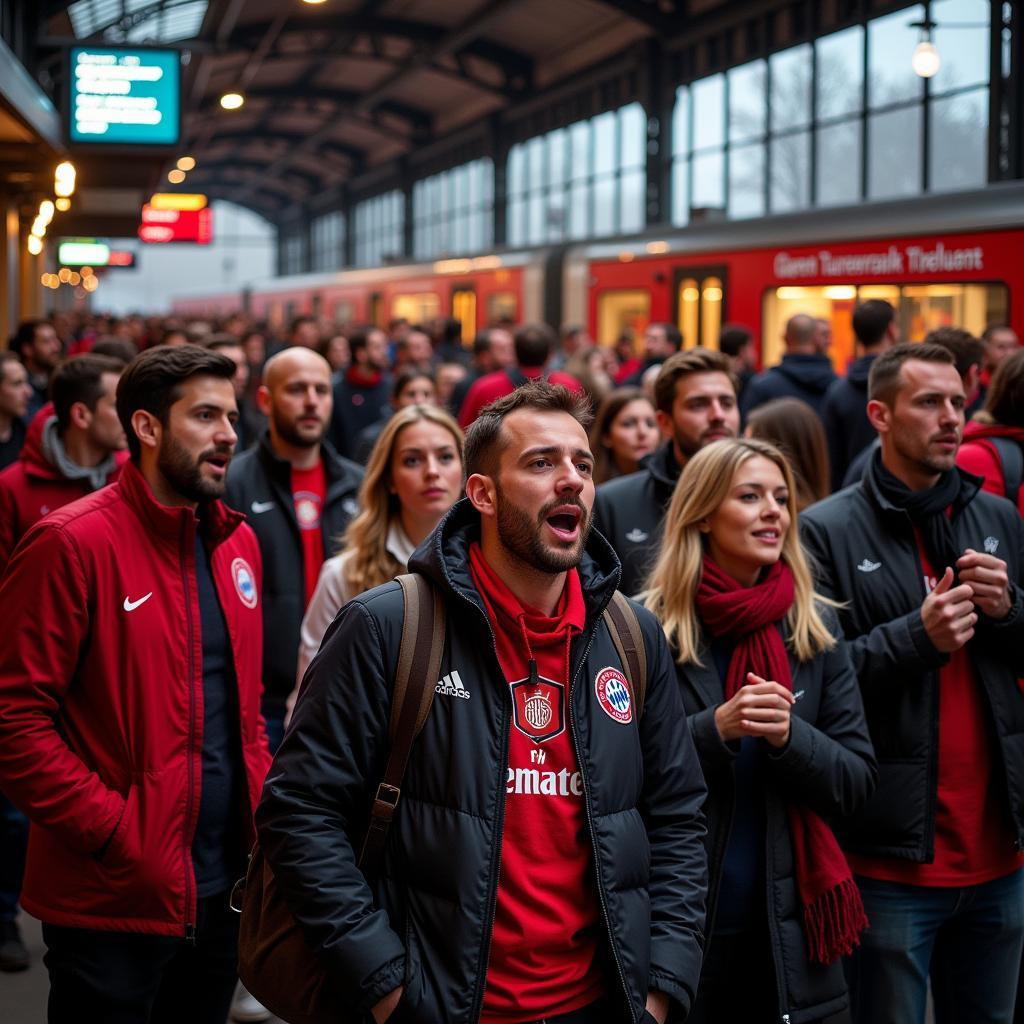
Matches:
[69,47,180,146]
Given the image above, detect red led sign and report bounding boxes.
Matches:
[138,205,212,244]
[107,250,136,267]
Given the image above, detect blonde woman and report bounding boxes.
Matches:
[289,405,464,713]
[644,438,875,1023]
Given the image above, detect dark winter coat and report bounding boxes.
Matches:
[801,461,1024,860]
[225,434,363,704]
[741,355,838,418]
[678,616,875,1024]
[594,443,680,598]
[820,355,878,492]
[256,499,709,1022]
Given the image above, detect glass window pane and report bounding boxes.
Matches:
[728,61,766,144]
[619,169,645,233]
[671,159,689,226]
[569,182,589,238]
[594,111,617,175]
[528,192,544,244]
[932,0,990,92]
[508,197,525,246]
[593,176,615,236]
[729,143,765,218]
[508,146,525,196]
[817,119,862,206]
[528,137,544,192]
[619,103,646,169]
[570,122,590,182]
[692,149,724,208]
[817,26,864,120]
[692,75,725,149]
[868,105,923,198]
[868,5,925,108]
[547,129,567,188]
[770,45,812,131]
[770,131,810,212]
[672,86,689,157]
[929,88,988,192]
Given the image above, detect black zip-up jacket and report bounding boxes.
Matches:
[225,434,363,703]
[594,443,681,598]
[820,354,877,492]
[741,354,837,418]
[256,500,709,1022]
[678,615,876,1024]
[801,462,1024,861]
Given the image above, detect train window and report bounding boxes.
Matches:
[675,267,729,349]
[333,301,354,325]
[392,293,440,326]
[762,283,1010,371]
[311,293,322,318]
[451,288,477,344]
[598,290,651,347]
[488,292,518,323]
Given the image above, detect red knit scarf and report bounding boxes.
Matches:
[695,555,867,965]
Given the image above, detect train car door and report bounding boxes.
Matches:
[369,292,384,328]
[451,285,477,346]
[674,266,728,349]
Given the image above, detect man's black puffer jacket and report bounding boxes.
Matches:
[594,443,681,599]
[225,433,363,703]
[256,499,709,1022]
[801,458,1024,861]
[679,614,876,1024]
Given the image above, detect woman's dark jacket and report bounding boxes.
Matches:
[677,613,876,1024]
[256,500,709,1023]
[801,467,1024,860]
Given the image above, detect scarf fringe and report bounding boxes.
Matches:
[803,877,869,966]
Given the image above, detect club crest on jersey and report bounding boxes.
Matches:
[231,557,258,609]
[595,667,632,724]
[510,677,565,743]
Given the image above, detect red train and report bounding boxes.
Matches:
[172,183,1024,373]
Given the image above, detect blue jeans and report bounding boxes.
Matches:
[261,701,286,757]
[0,791,28,923]
[846,869,1024,1024]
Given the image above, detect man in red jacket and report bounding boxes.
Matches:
[0,345,272,1023]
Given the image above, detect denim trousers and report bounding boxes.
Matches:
[845,868,1024,1024]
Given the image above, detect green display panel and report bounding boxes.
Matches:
[69,47,180,146]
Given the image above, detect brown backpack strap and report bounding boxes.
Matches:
[602,591,648,720]
[358,574,444,868]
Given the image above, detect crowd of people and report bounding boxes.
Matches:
[0,300,1022,1024]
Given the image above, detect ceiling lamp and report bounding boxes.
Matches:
[168,168,187,184]
[912,39,941,78]
[56,197,71,212]
[54,161,76,197]
[177,156,196,171]
[220,91,245,110]
[27,235,42,255]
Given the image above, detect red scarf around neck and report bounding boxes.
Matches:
[696,555,867,965]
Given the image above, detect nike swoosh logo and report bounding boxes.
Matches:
[123,593,153,612]
[250,500,275,514]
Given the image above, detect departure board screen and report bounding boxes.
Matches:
[69,47,180,146]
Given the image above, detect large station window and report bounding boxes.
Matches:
[391,293,440,326]
[762,282,1009,370]
[597,289,650,347]
[413,160,494,260]
[675,267,727,349]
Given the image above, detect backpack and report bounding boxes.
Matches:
[234,576,646,1024]
[990,436,1023,505]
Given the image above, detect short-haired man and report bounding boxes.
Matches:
[329,326,393,458]
[802,344,1024,1024]
[289,315,321,350]
[226,347,362,752]
[0,354,128,570]
[206,334,263,451]
[595,348,740,596]
[393,326,435,374]
[718,324,756,402]
[977,324,1020,409]
[12,319,63,420]
[622,322,683,386]
[0,352,32,471]
[821,299,900,490]
[550,324,593,371]
[0,345,271,1022]
[257,380,708,1024]
[741,313,837,418]
[457,323,583,427]
[449,326,515,417]
[927,326,984,407]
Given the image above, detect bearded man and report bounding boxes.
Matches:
[257,379,709,1024]
[0,345,272,1022]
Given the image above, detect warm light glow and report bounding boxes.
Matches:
[645,241,670,255]
[38,200,55,225]
[54,161,76,197]
[302,0,328,4]
[58,268,72,283]
[83,275,99,292]
[824,285,858,300]
[55,197,71,212]
[618,252,635,263]
[81,266,93,277]
[912,40,941,78]
[471,255,503,271]
[31,219,46,237]
[703,287,723,302]
[176,156,196,171]
[219,91,245,110]
[168,169,187,184]
[68,272,82,286]
[777,286,811,300]
[433,258,473,275]
[150,192,207,211]
[682,287,699,302]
